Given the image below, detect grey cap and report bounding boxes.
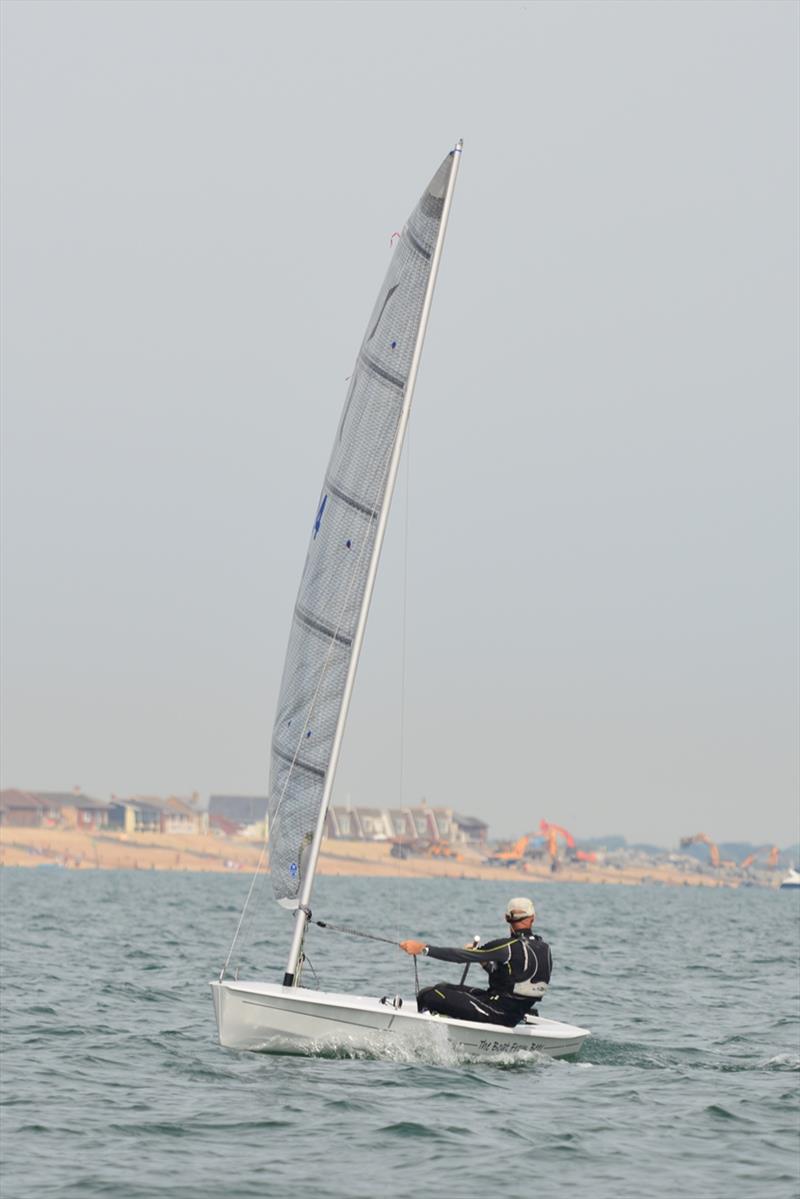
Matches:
[506,897,535,920]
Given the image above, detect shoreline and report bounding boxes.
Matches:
[0,826,767,888]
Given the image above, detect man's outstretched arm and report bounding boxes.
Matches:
[399,939,512,965]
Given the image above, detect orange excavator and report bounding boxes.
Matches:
[390,838,463,861]
[539,820,597,864]
[740,846,780,870]
[680,833,722,868]
[486,834,530,866]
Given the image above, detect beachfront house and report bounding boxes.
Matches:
[160,796,207,835]
[203,795,489,847]
[209,795,268,838]
[323,803,486,845]
[0,790,46,827]
[326,808,361,838]
[0,790,116,832]
[386,809,416,839]
[409,803,440,840]
[108,798,161,835]
[453,813,489,846]
[31,791,111,831]
[108,796,208,836]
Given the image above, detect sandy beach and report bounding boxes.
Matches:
[0,825,746,887]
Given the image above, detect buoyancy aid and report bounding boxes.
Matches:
[482,930,552,1000]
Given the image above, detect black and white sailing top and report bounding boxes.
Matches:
[424,929,552,1000]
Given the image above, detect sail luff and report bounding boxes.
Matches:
[281,142,462,985]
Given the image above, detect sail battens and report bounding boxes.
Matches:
[420,191,445,221]
[326,477,380,520]
[268,149,457,907]
[358,350,406,392]
[405,224,432,261]
[271,743,327,781]
[294,605,353,648]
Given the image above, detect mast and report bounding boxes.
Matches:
[282,140,463,986]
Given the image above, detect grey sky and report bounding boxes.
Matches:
[1,0,797,846]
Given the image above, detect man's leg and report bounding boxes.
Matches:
[416,983,519,1027]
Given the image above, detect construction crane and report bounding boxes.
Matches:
[740,846,780,870]
[539,820,574,857]
[539,820,597,864]
[680,833,721,868]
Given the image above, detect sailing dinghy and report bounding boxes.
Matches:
[211,142,590,1060]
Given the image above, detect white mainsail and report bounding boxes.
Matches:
[267,144,462,983]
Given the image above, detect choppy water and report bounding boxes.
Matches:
[1,869,798,1198]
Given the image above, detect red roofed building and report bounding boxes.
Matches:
[0,790,46,827]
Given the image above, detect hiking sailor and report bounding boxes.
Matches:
[399,897,551,1027]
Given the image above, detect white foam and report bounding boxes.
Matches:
[761,1053,800,1071]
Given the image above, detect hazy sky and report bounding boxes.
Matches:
[2,0,797,846]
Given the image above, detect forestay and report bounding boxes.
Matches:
[268,150,458,907]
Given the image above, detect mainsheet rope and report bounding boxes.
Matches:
[299,907,422,995]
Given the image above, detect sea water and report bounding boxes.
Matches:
[1,869,797,1198]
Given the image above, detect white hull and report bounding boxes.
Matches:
[780,868,800,889]
[210,980,590,1060]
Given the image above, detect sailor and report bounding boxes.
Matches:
[399,897,551,1028]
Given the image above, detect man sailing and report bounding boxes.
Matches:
[400,897,551,1028]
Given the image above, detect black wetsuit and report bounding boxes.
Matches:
[417,930,552,1027]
